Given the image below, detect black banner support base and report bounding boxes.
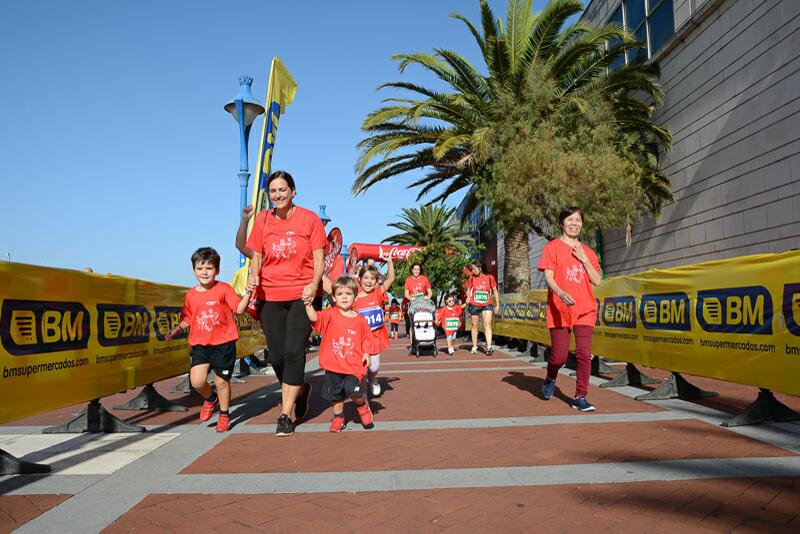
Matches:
[0,449,50,475]
[113,384,187,412]
[42,399,145,434]
[529,343,544,362]
[599,363,659,388]
[721,389,800,428]
[635,372,718,401]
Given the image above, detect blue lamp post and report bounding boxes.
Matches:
[224,75,265,266]
[318,205,331,227]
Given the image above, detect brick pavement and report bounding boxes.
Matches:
[2,336,799,533]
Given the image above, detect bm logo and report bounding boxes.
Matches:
[640,293,691,331]
[602,296,637,328]
[696,286,772,334]
[97,304,151,346]
[782,283,800,337]
[0,299,90,356]
[153,306,187,341]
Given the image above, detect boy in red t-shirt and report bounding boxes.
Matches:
[166,247,255,432]
[436,293,463,355]
[305,276,375,432]
[388,299,402,340]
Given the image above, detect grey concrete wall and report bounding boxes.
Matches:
[584,0,800,275]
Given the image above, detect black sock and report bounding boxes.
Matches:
[219,409,229,416]
[206,392,218,403]
[333,412,344,418]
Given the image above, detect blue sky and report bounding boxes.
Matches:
[0,0,558,286]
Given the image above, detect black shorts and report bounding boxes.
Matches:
[390,323,399,332]
[468,303,492,316]
[190,341,237,382]
[321,371,365,402]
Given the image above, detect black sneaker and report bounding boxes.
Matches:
[276,414,294,436]
[294,383,311,421]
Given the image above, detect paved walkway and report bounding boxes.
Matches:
[1,337,799,533]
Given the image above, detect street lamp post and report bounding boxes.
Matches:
[318,205,331,227]
[224,75,265,266]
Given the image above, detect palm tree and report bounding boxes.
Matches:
[383,204,473,252]
[353,0,672,292]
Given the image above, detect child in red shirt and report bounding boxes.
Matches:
[436,293,463,355]
[306,276,375,432]
[388,299,402,340]
[166,247,255,432]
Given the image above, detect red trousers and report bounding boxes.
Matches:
[547,326,593,398]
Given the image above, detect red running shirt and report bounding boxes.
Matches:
[537,239,600,329]
[436,305,463,334]
[180,282,241,346]
[467,274,497,306]
[404,275,432,299]
[312,307,373,379]
[388,305,402,324]
[245,206,327,302]
[354,287,390,353]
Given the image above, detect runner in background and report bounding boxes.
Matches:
[388,299,402,340]
[436,293,463,355]
[537,207,602,412]
[403,262,433,346]
[466,261,500,354]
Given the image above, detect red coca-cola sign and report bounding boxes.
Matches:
[347,243,425,262]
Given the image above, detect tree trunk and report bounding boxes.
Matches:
[503,226,531,293]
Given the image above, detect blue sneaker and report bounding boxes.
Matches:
[571,396,596,412]
[541,379,556,400]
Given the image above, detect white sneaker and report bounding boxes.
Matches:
[470,345,478,354]
[447,348,455,355]
[371,380,381,397]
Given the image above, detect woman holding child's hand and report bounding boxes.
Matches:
[242,170,326,437]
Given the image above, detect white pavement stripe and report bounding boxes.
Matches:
[238,411,685,433]
[381,358,522,365]
[383,366,533,374]
[155,457,800,494]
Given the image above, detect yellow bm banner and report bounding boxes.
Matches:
[493,251,800,396]
[0,262,265,424]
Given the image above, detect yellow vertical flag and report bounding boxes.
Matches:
[232,58,298,293]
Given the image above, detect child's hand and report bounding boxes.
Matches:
[165,326,181,341]
[362,353,371,368]
[245,278,257,294]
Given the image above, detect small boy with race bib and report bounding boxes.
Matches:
[388,299,402,340]
[436,293,463,355]
[306,276,375,432]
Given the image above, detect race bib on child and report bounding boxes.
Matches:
[445,317,460,331]
[358,306,385,330]
[390,312,400,320]
[474,290,489,304]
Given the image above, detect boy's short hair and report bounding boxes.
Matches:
[191,247,221,270]
[445,292,457,302]
[358,264,380,281]
[332,276,359,296]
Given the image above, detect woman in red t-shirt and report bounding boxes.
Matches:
[244,170,327,436]
[537,207,602,412]
[466,261,500,354]
[403,262,433,345]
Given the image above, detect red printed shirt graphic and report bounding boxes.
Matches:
[537,239,600,329]
[467,274,497,306]
[312,307,373,379]
[245,206,327,302]
[180,281,240,346]
[436,305,463,334]
[404,275,432,299]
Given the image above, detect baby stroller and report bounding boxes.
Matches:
[407,297,437,357]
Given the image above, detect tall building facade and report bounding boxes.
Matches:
[584,0,800,276]
[461,0,799,289]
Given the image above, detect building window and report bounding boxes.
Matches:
[607,0,674,69]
